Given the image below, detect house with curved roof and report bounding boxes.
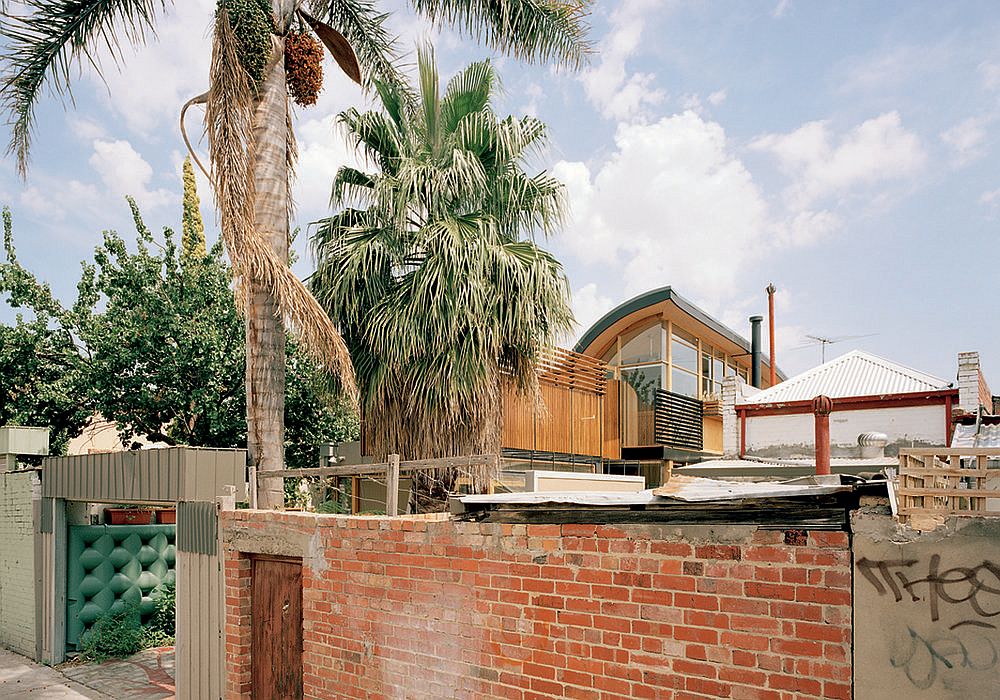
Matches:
[501,286,780,484]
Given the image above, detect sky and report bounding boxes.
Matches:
[1,0,998,385]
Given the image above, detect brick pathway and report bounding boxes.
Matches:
[60,647,175,700]
[0,647,175,700]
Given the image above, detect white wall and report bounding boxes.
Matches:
[745,404,947,457]
[0,471,38,657]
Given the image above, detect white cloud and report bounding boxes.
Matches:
[980,61,1000,91]
[19,179,101,222]
[581,0,669,120]
[520,83,544,117]
[980,187,1000,205]
[834,42,955,96]
[88,139,173,212]
[750,111,926,208]
[293,115,364,223]
[68,116,107,141]
[771,0,792,18]
[569,283,615,343]
[707,90,728,106]
[552,111,833,310]
[678,89,727,115]
[85,0,215,139]
[941,115,993,166]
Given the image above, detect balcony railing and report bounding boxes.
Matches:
[654,389,703,450]
[897,448,1000,520]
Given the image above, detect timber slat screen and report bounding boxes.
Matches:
[501,347,610,458]
[654,389,703,450]
[535,347,608,394]
[897,448,1000,518]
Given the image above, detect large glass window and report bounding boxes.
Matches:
[671,334,698,372]
[620,323,662,365]
[701,346,722,399]
[601,343,620,366]
[621,364,661,447]
[671,367,699,398]
[621,365,662,405]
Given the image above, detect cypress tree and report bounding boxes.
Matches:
[181,156,206,259]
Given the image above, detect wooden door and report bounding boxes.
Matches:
[251,556,303,699]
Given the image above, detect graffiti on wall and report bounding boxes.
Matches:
[857,554,1000,689]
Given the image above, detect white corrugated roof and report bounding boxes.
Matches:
[739,350,950,405]
[951,423,1000,449]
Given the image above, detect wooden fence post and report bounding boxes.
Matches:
[386,454,400,516]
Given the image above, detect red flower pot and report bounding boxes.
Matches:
[105,508,153,525]
[155,509,176,524]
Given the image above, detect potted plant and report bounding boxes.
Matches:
[104,506,154,525]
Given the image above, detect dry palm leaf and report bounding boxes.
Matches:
[206,6,356,398]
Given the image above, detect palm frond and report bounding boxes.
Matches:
[307,0,406,89]
[312,51,572,473]
[416,43,440,157]
[440,58,495,135]
[410,0,592,69]
[331,165,377,207]
[207,7,356,396]
[1,0,166,176]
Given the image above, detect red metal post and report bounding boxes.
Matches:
[766,283,777,386]
[812,395,833,476]
[945,394,953,445]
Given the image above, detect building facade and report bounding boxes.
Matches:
[502,286,780,481]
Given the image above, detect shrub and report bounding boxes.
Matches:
[79,604,144,662]
[143,581,176,647]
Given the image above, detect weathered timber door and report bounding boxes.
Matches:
[251,556,303,699]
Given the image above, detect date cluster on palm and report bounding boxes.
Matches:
[285,31,324,106]
[217,0,273,83]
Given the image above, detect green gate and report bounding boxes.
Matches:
[66,524,175,650]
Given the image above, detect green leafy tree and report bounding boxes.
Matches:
[0,315,89,456]
[0,209,90,456]
[0,201,357,469]
[311,49,573,509]
[2,0,590,508]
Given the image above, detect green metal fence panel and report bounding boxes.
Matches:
[65,524,175,650]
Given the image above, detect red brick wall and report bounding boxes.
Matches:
[222,512,852,699]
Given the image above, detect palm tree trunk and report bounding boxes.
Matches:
[248,34,290,509]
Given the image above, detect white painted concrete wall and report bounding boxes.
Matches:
[0,472,37,657]
[745,405,947,457]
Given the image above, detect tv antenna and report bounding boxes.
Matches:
[791,333,878,363]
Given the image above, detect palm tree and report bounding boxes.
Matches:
[311,47,574,510]
[1,0,589,508]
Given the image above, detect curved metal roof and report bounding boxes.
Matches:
[573,285,784,379]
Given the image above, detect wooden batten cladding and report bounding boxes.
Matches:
[654,390,703,450]
[502,347,615,459]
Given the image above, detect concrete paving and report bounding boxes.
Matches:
[0,648,111,699]
[60,647,174,700]
[0,647,176,700]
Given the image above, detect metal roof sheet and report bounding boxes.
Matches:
[572,286,786,380]
[739,350,950,405]
[951,423,1000,449]
[459,475,851,506]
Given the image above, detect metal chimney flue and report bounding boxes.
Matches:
[766,284,777,386]
[749,315,763,388]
